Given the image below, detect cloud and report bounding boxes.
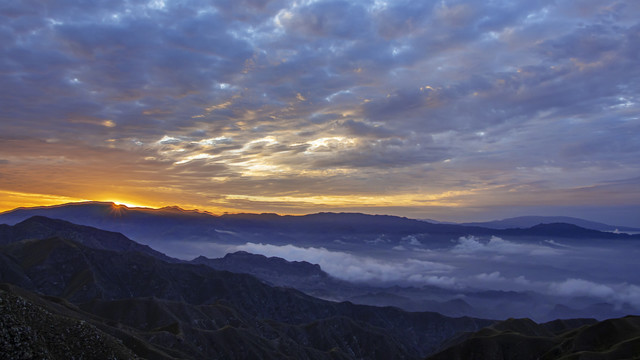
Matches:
[401,235,422,246]
[279,0,370,39]
[234,242,454,284]
[230,241,640,307]
[546,278,640,308]
[475,271,506,282]
[452,236,561,256]
[1,0,640,225]
[618,284,640,308]
[548,278,615,298]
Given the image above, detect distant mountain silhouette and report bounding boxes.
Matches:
[546,302,636,321]
[462,215,640,232]
[499,222,637,238]
[1,203,637,258]
[346,292,475,317]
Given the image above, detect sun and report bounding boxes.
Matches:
[106,199,150,208]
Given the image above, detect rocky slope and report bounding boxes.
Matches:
[0,283,139,360]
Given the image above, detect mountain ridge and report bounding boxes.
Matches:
[0,215,176,262]
[1,203,637,254]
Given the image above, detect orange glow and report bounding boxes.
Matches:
[0,190,90,213]
[105,199,152,209]
[0,187,469,218]
[0,190,164,214]
[223,191,472,208]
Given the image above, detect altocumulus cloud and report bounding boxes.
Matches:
[235,242,455,284]
[1,0,639,224]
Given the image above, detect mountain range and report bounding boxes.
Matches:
[1,202,638,261]
[0,216,493,359]
[2,203,639,320]
[1,209,639,359]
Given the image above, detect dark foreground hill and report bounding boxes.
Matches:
[426,316,640,360]
[0,283,140,360]
[0,218,493,359]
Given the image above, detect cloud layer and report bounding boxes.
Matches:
[1,0,639,225]
[453,236,560,256]
[230,235,640,310]
[235,242,455,284]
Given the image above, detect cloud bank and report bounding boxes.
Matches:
[453,236,561,256]
[235,242,455,284]
[226,228,640,310]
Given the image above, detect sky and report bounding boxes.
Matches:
[1,0,639,226]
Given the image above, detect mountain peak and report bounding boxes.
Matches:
[2,215,175,262]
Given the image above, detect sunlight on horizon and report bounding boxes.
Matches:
[107,199,154,209]
[0,190,90,213]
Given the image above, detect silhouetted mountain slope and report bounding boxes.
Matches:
[546,302,636,321]
[80,296,386,360]
[191,251,348,290]
[462,216,640,232]
[0,215,175,262]
[500,223,636,239]
[1,282,323,360]
[1,236,308,310]
[193,251,327,278]
[0,234,492,358]
[81,297,415,360]
[348,293,475,318]
[425,316,640,360]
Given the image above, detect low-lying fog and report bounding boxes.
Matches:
[164,233,640,321]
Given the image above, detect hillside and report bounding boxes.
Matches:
[0,218,493,359]
[426,316,640,360]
